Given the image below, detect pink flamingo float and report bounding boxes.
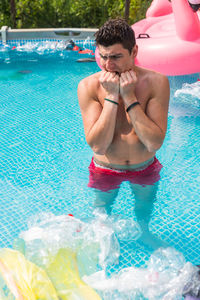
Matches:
[132,0,200,75]
[95,0,200,76]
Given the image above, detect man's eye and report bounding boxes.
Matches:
[100,55,122,60]
[110,55,122,60]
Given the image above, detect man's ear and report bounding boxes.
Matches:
[132,45,138,58]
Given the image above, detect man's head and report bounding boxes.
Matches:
[95,18,136,54]
[95,18,137,73]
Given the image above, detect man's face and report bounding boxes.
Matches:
[98,43,138,74]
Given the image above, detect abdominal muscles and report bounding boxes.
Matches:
[94,131,155,166]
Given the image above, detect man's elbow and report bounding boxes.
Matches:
[146,139,164,153]
[147,131,166,152]
[87,139,107,155]
[92,145,107,155]
[146,143,162,153]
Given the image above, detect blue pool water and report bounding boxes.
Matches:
[0,41,200,277]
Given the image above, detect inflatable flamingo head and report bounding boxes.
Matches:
[147,0,200,17]
[188,0,200,11]
[146,0,172,17]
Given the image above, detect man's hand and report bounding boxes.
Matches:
[99,71,120,99]
[120,70,137,105]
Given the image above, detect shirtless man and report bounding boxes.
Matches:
[78,19,170,243]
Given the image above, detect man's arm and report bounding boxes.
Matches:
[120,71,170,153]
[78,72,120,154]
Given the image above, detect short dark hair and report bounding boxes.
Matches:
[95,18,136,54]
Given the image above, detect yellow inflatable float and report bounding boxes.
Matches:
[0,248,58,300]
[0,248,101,300]
[44,248,101,300]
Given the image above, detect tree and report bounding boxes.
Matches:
[10,0,16,28]
[124,0,130,22]
[0,0,11,27]
[0,0,152,29]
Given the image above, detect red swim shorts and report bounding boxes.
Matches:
[88,157,163,192]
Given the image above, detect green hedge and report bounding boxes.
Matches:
[0,0,152,29]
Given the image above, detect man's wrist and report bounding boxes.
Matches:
[104,98,119,106]
[126,101,140,113]
[105,94,119,102]
[123,95,137,107]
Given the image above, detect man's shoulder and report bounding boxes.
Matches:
[78,71,102,102]
[138,66,167,81]
[78,71,101,89]
[137,67,170,103]
[140,67,169,91]
[150,70,169,90]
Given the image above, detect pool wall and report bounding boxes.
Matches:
[0,26,97,45]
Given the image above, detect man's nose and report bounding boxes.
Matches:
[105,57,114,67]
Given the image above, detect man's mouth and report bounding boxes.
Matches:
[105,68,121,74]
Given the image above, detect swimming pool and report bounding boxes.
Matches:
[0,40,200,296]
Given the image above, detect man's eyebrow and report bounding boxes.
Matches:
[99,53,123,58]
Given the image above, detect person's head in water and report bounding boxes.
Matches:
[65,40,76,50]
[95,18,136,54]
